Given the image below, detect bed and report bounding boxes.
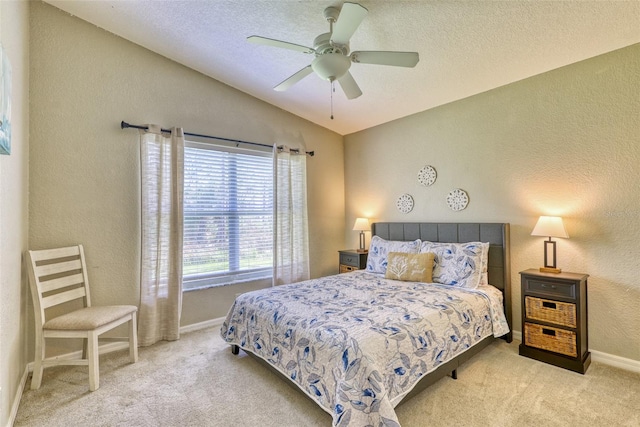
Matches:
[220,222,512,426]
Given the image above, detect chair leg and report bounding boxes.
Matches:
[82,338,88,360]
[129,313,138,363]
[31,335,45,390]
[87,331,100,391]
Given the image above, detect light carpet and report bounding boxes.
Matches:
[15,327,640,426]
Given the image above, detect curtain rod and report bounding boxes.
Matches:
[120,121,314,156]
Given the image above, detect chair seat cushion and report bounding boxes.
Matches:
[44,305,137,330]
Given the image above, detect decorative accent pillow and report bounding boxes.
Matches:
[366,235,421,274]
[385,252,435,282]
[479,242,490,285]
[419,241,486,289]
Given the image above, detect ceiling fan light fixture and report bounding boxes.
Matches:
[311,53,351,81]
[248,2,419,99]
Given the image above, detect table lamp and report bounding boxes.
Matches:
[531,216,569,273]
[353,218,370,252]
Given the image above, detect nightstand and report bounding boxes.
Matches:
[519,269,590,373]
[338,250,368,274]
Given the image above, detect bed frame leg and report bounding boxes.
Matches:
[451,369,457,380]
[231,345,240,355]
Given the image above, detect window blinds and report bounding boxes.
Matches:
[183,142,273,289]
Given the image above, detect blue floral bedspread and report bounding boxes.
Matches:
[220,271,509,426]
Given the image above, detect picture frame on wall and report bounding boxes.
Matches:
[0,43,12,155]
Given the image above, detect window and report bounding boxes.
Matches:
[183,141,273,290]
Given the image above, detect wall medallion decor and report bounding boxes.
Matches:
[446,188,469,211]
[396,193,414,214]
[417,165,437,186]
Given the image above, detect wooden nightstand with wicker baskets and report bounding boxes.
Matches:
[519,269,590,373]
[338,250,368,274]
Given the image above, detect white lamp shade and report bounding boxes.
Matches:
[531,216,569,238]
[353,217,371,231]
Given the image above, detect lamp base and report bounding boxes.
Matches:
[539,267,562,274]
[356,249,368,253]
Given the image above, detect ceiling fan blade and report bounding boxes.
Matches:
[331,2,368,46]
[274,65,314,91]
[351,51,419,68]
[247,36,314,54]
[337,72,362,99]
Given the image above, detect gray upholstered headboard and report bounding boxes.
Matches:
[371,222,512,335]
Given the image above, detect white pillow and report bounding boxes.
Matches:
[366,235,421,274]
[419,241,486,289]
[479,242,490,285]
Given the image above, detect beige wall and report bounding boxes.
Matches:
[11,7,639,423]
[29,1,344,345]
[0,1,29,425]
[345,44,640,361]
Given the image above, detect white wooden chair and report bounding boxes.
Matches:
[26,245,138,391]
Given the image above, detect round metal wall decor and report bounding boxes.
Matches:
[446,188,469,211]
[396,193,414,214]
[417,165,437,186]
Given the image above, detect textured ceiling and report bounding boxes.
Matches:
[45,1,640,135]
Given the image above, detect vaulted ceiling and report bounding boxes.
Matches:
[45,1,640,135]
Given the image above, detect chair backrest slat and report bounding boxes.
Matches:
[42,287,87,310]
[39,273,86,294]
[34,259,82,278]
[27,245,91,326]
[29,246,81,262]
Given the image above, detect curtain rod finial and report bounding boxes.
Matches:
[121,121,128,129]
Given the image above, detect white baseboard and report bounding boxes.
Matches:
[511,330,640,373]
[6,365,29,427]
[512,330,522,342]
[590,349,640,373]
[180,316,225,334]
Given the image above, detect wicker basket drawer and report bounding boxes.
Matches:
[524,323,577,357]
[339,264,357,273]
[525,296,576,328]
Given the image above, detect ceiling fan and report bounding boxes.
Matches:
[248,2,420,100]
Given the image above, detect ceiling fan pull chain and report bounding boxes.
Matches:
[330,79,334,120]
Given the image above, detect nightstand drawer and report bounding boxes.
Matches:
[525,296,576,328]
[524,278,575,299]
[524,323,577,357]
[340,253,361,267]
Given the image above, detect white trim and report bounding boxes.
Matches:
[512,330,640,373]
[180,316,225,334]
[513,330,522,342]
[6,365,29,427]
[591,349,640,373]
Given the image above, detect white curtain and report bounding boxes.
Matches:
[273,145,310,286]
[139,125,184,346]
